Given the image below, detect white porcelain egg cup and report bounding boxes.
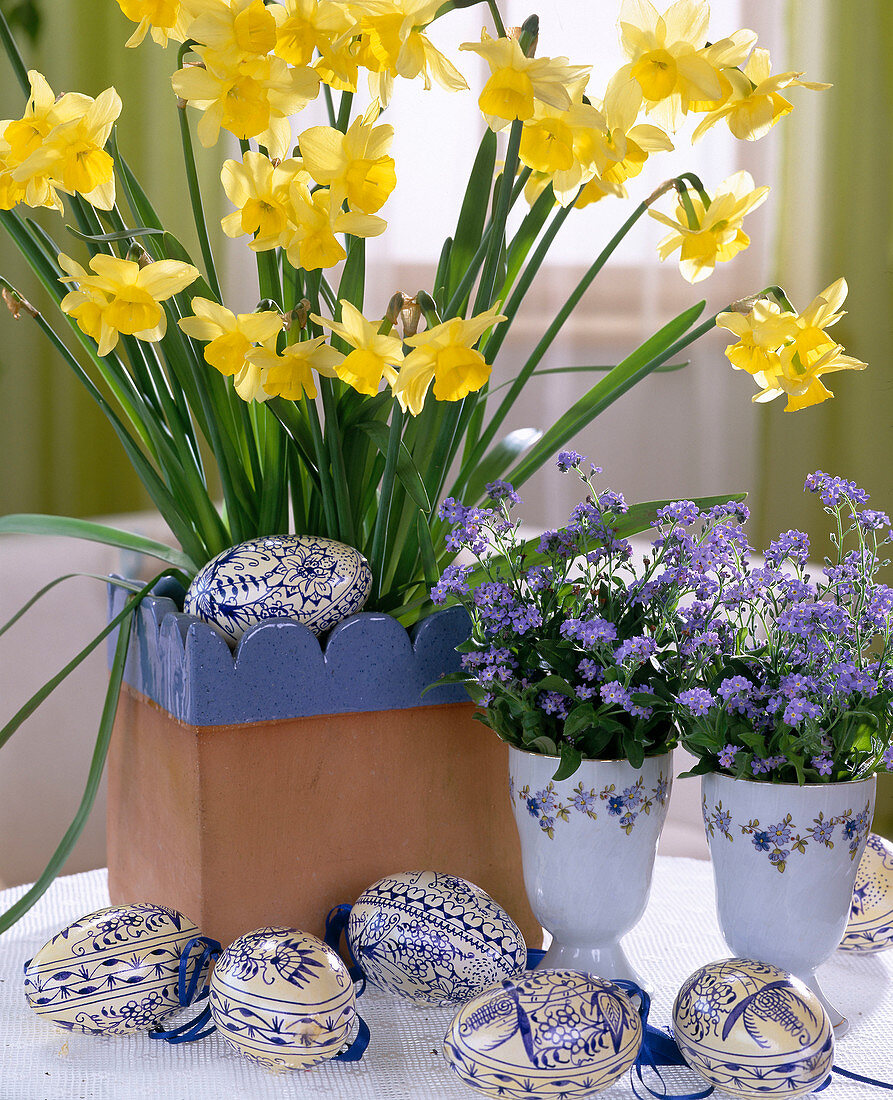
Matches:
[509,747,672,989]
[702,772,876,1036]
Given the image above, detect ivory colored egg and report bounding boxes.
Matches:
[184,535,372,642]
[444,969,642,1099]
[840,832,893,953]
[347,871,526,1005]
[24,904,201,1035]
[209,927,357,1069]
[672,958,834,1098]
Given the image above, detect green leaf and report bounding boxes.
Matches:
[564,704,596,739]
[551,743,583,782]
[0,573,147,639]
[338,235,365,308]
[506,301,707,488]
[354,420,431,511]
[527,735,558,756]
[534,674,576,698]
[416,512,439,593]
[446,127,497,305]
[0,514,197,572]
[66,225,165,244]
[461,427,543,505]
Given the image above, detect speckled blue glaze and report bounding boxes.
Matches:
[108,577,470,726]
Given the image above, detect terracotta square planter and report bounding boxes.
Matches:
[106,583,538,948]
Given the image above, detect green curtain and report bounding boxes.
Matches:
[759,0,893,833]
[0,2,221,517]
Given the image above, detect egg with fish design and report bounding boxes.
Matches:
[443,969,642,1098]
[209,927,357,1069]
[184,534,372,642]
[347,871,526,1005]
[24,904,203,1035]
[839,832,893,953]
[672,958,834,1098]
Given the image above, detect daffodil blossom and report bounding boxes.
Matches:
[312,301,404,396]
[649,169,769,283]
[187,0,278,66]
[692,47,830,143]
[172,48,319,157]
[281,183,386,271]
[715,299,797,385]
[248,337,342,400]
[114,0,197,48]
[220,151,309,250]
[298,100,396,214]
[270,0,356,74]
[59,253,199,356]
[392,305,507,415]
[611,0,756,132]
[178,297,284,377]
[350,0,467,104]
[460,30,590,132]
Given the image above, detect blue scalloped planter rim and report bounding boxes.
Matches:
[108,577,471,727]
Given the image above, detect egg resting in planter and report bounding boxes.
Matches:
[106,577,538,948]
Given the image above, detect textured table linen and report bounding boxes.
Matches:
[0,860,890,1100]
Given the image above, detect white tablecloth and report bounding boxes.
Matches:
[0,860,890,1100]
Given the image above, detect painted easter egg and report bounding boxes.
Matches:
[672,958,834,1098]
[24,904,202,1035]
[444,969,642,1099]
[347,871,526,1006]
[184,534,372,642]
[839,832,893,953]
[209,927,357,1069]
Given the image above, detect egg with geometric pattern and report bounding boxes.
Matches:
[672,958,834,1098]
[839,833,893,953]
[444,969,643,1098]
[347,871,526,1005]
[23,904,201,1035]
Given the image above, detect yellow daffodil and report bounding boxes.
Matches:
[392,304,507,415]
[59,252,199,356]
[692,48,830,143]
[188,0,278,66]
[178,297,284,379]
[649,169,769,283]
[298,100,396,214]
[16,88,122,210]
[281,183,386,271]
[717,281,867,411]
[612,0,756,131]
[312,300,404,396]
[115,0,197,48]
[350,0,467,104]
[248,336,342,400]
[172,49,319,158]
[220,151,309,250]
[269,0,353,67]
[460,30,589,132]
[715,299,796,385]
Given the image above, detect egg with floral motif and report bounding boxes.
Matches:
[347,871,526,1005]
[209,927,357,1069]
[840,833,893,953]
[184,535,372,642]
[443,969,643,1098]
[24,904,202,1035]
[672,958,834,1098]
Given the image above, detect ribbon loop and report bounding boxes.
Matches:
[324,903,366,993]
[336,1015,371,1062]
[150,934,222,1045]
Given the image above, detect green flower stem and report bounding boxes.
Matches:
[323,83,337,128]
[304,396,339,534]
[467,183,677,477]
[0,6,30,95]
[369,403,405,598]
[176,93,222,302]
[473,119,522,315]
[319,377,355,544]
[337,91,354,133]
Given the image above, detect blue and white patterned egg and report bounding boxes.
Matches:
[184,535,372,642]
[672,958,834,1099]
[444,969,642,1099]
[347,871,526,1005]
[24,904,201,1035]
[209,927,357,1069]
[840,832,893,953]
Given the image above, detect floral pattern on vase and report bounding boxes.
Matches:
[513,771,669,839]
[703,796,872,872]
[509,747,673,986]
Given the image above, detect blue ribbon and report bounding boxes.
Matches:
[324,903,367,993]
[151,935,221,1044]
[336,1016,371,1062]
